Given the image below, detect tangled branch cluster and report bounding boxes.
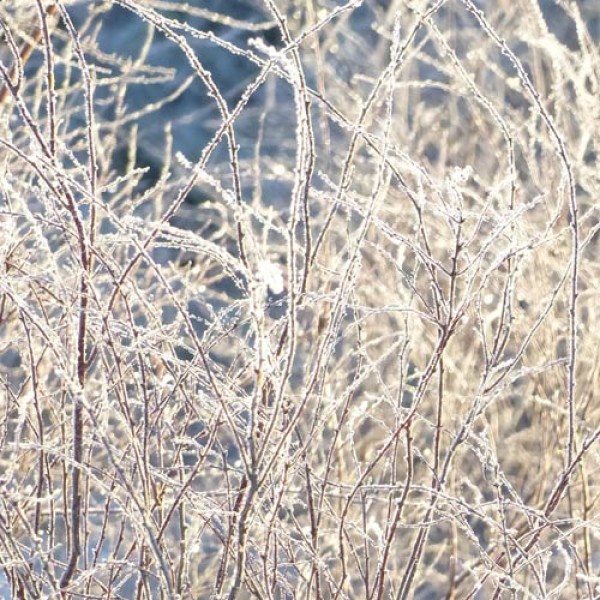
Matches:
[0,1,599,598]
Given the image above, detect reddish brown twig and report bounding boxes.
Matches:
[0,3,58,105]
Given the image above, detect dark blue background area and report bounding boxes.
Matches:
[71,1,279,163]
[67,0,598,174]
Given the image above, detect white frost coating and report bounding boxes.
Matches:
[449,165,473,186]
[257,259,285,295]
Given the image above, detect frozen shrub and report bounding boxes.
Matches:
[0,0,599,598]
